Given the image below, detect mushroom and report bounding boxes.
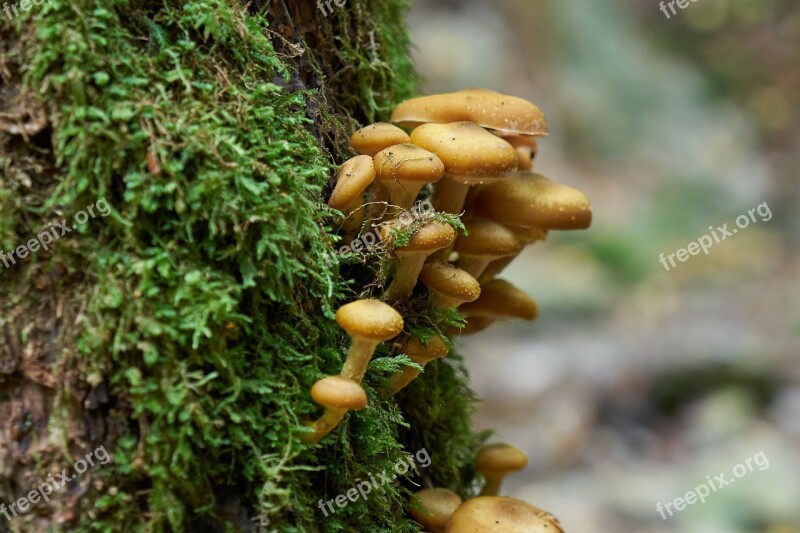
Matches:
[351,122,411,156]
[418,263,481,309]
[453,219,521,279]
[446,316,495,337]
[336,299,404,382]
[444,496,563,533]
[327,155,376,238]
[373,143,445,212]
[382,220,455,302]
[409,488,463,533]
[388,335,449,394]
[475,443,529,496]
[492,133,539,171]
[302,375,368,444]
[458,279,538,326]
[391,88,549,137]
[410,122,518,215]
[478,227,548,283]
[472,172,592,231]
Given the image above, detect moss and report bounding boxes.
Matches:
[0,0,483,531]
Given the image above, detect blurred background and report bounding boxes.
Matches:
[407,1,800,531]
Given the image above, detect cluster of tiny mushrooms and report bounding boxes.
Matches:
[304,88,591,531]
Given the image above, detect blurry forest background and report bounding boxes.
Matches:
[408,1,800,532]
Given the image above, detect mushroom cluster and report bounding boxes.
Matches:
[307,87,591,526]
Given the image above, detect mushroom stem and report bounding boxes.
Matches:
[432,177,470,215]
[339,337,380,382]
[456,257,491,279]
[481,475,506,497]
[384,252,428,302]
[302,408,349,444]
[388,335,449,394]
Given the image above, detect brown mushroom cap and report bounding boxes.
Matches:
[351,122,411,157]
[328,155,376,211]
[473,172,592,230]
[410,488,463,531]
[310,376,368,410]
[454,219,521,260]
[410,122,518,184]
[459,279,538,321]
[475,443,529,474]
[419,263,481,305]
[382,220,456,254]
[391,88,548,136]
[335,299,404,341]
[403,335,450,363]
[373,143,445,187]
[445,497,564,533]
[493,132,540,153]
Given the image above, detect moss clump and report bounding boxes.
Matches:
[1,0,482,531]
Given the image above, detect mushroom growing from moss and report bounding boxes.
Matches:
[327,155,376,239]
[475,443,529,496]
[388,335,449,394]
[336,299,404,382]
[478,227,548,283]
[302,376,368,444]
[373,143,444,212]
[351,122,411,156]
[445,496,563,533]
[459,279,539,325]
[454,218,521,279]
[382,220,455,302]
[410,122,518,215]
[419,263,481,309]
[409,488,463,533]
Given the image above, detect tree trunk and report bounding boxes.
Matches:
[1,0,481,531]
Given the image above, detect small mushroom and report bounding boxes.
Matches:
[409,488,463,533]
[373,143,444,212]
[327,155,376,238]
[302,376,368,443]
[351,122,411,156]
[446,316,495,337]
[410,122,518,215]
[492,133,539,171]
[473,172,592,231]
[453,219,521,279]
[388,335,449,394]
[478,227,548,283]
[475,443,529,496]
[444,496,563,533]
[418,263,481,309]
[336,299,404,382]
[391,88,549,137]
[458,279,538,327]
[382,220,456,302]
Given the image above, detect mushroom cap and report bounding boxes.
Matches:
[328,155,376,211]
[335,299,404,341]
[493,132,540,153]
[351,122,411,156]
[410,488,463,531]
[373,143,445,185]
[454,219,521,260]
[382,220,456,254]
[458,280,538,321]
[508,226,548,244]
[310,376,368,410]
[391,88,548,136]
[445,497,564,533]
[419,263,481,304]
[403,335,450,363]
[410,122,518,183]
[473,172,592,230]
[475,443,529,475]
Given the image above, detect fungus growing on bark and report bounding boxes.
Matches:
[351,122,411,156]
[453,218,521,279]
[419,263,481,309]
[327,155,376,238]
[382,220,455,302]
[409,488,463,533]
[410,122,518,215]
[445,496,563,533]
[459,279,539,324]
[302,376,368,444]
[388,335,449,394]
[475,443,529,496]
[391,88,548,137]
[336,299,404,382]
[373,143,444,211]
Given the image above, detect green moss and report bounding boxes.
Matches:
[0,0,483,530]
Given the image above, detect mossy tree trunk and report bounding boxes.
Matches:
[1,0,481,531]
